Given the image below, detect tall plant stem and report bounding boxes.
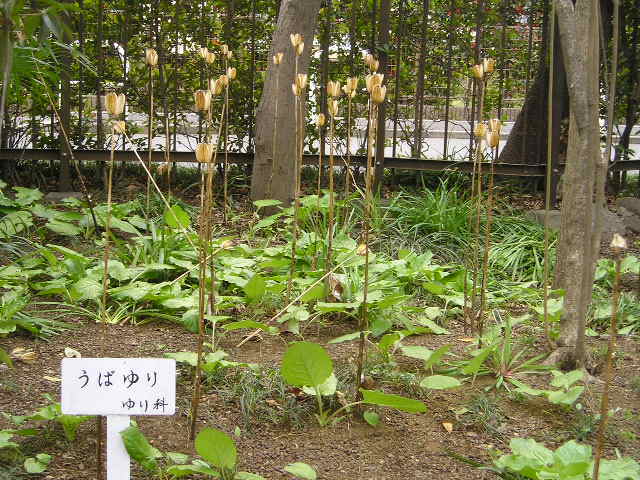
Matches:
[344,97,353,196]
[478,148,495,337]
[592,251,621,480]
[223,57,230,223]
[469,78,485,333]
[542,0,556,351]
[101,128,117,324]
[326,114,335,275]
[287,56,301,303]
[191,102,226,440]
[267,66,280,199]
[356,98,377,396]
[146,66,154,214]
[313,122,324,270]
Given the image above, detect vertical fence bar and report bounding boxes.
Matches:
[443,0,455,160]
[413,0,429,159]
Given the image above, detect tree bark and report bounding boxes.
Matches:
[553,0,601,368]
[373,0,392,189]
[250,0,322,205]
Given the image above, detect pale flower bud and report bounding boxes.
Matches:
[199,47,209,60]
[365,73,383,93]
[347,76,359,92]
[471,64,484,80]
[370,59,379,72]
[105,92,125,116]
[226,50,233,60]
[292,83,301,97]
[290,33,302,48]
[145,48,158,67]
[474,122,488,138]
[194,90,211,112]
[327,80,341,98]
[195,143,214,163]
[371,84,386,104]
[205,51,216,64]
[226,67,237,80]
[483,58,496,74]
[610,233,627,252]
[489,118,502,134]
[219,74,229,87]
[486,130,500,148]
[273,52,284,65]
[113,120,126,134]
[296,42,304,56]
[295,73,308,91]
[316,113,326,127]
[328,99,339,117]
[209,78,224,95]
[363,53,375,67]
[221,44,229,56]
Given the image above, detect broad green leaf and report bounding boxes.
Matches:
[120,425,162,473]
[165,462,219,477]
[547,386,584,406]
[550,369,583,390]
[363,411,380,426]
[0,431,18,448]
[14,187,43,206]
[302,373,337,397]
[300,282,326,302]
[45,219,81,236]
[165,452,189,465]
[0,348,13,368]
[328,331,362,344]
[243,274,266,303]
[553,440,591,467]
[598,457,640,480]
[253,199,282,209]
[164,204,190,230]
[24,453,52,474]
[423,344,452,370]
[378,332,402,356]
[509,438,554,465]
[0,211,33,237]
[360,389,427,413]
[419,375,462,390]
[423,281,445,295]
[223,320,278,334]
[69,277,102,302]
[415,317,450,335]
[195,428,237,470]
[462,346,494,375]
[401,346,434,362]
[57,414,91,441]
[284,462,317,480]
[281,342,333,388]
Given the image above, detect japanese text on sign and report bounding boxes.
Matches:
[61,358,176,416]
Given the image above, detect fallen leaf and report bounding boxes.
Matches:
[11,347,36,363]
[64,347,81,358]
[43,376,61,382]
[458,337,476,343]
[442,422,453,433]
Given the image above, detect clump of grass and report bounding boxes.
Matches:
[460,394,505,438]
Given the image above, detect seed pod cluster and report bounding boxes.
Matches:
[194,90,211,112]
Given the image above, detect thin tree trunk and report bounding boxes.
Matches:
[373,0,391,190]
[250,0,322,205]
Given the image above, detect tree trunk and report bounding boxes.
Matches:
[250,0,322,205]
[373,0,392,189]
[552,0,601,368]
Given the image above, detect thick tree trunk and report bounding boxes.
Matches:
[250,0,322,205]
[553,0,601,368]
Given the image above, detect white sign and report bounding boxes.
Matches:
[61,358,177,480]
[61,358,176,415]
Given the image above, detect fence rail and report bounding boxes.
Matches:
[2,149,639,178]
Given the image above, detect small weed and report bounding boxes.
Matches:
[460,394,505,438]
[630,376,640,393]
